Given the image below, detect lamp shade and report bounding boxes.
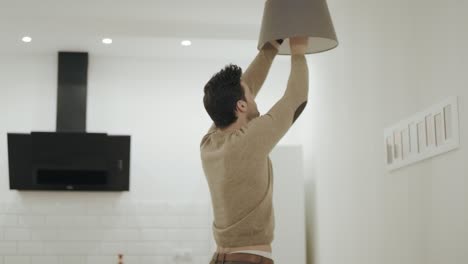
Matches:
[258,0,338,55]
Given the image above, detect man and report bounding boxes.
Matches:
[201,36,309,264]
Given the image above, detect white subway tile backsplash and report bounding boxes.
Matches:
[128,215,210,229]
[3,256,30,264]
[126,241,173,255]
[98,242,126,255]
[0,242,17,255]
[27,204,59,215]
[17,242,44,254]
[57,228,140,241]
[104,229,140,241]
[57,229,105,241]
[30,229,59,241]
[196,255,214,264]
[86,203,119,215]
[139,256,172,264]
[0,200,213,259]
[0,215,18,227]
[140,229,167,241]
[18,215,46,227]
[126,215,179,228]
[167,229,210,241]
[4,229,30,241]
[117,256,140,264]
[44,216,74,227]
[73,216,101,227]
[4,204,26,215]
[177,216,210,228]
[135,201,167,215]
[99,216,127,228]
[30,256,58,264]
[54,203,87,216]
[58,256,85,264]
[113,202,139,215]
[177,241,211,255]
[44,242,100,255]
[45,216,100,228]
[88,256,140,264]
[167,202,210,215]
[86,256,115,264]
[5,203,55,215]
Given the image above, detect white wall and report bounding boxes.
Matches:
[305,0,468,264]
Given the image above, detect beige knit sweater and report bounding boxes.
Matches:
[200,45,309,247]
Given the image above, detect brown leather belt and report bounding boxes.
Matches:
[212,252,274,264]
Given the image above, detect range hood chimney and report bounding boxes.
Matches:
[7,52,131,191]
[56,52,88,132]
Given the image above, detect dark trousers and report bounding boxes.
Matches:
[209,252,274,264]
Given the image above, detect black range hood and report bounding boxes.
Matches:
[7,52,130,191]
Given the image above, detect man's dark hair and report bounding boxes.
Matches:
[203,64,246,128]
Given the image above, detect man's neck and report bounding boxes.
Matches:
[220,116,248,133]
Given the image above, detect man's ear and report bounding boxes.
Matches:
[236,100,247,113]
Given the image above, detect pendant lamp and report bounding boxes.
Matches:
[258,0,338,55]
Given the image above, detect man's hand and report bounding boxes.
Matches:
[290,36,309,55]
[269,39,284,50]
[264,39,283,51]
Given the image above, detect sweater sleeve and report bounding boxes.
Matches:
[241,43,279,98]
[243,55,309,155]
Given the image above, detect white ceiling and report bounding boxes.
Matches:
[0,0,268,58]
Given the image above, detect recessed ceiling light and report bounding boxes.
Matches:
[181,40,192,46]
[102,38,113,44]
[22,36,32,43]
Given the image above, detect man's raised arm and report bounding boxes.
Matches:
[241,37,309,155]
[241,41,281,98]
